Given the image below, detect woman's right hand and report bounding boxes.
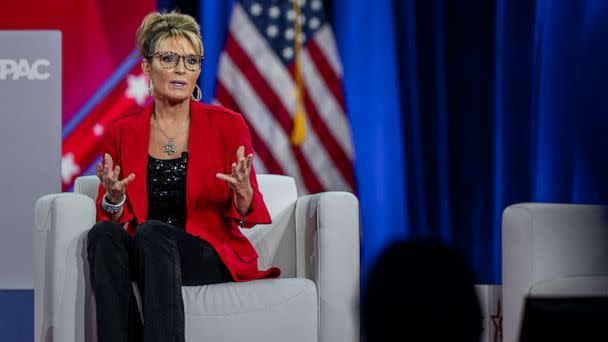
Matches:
[96,153,136,203]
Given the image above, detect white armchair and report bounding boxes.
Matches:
[34,174,360,342]
[502,203,608,342]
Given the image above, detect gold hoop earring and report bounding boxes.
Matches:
[192,84,202,102]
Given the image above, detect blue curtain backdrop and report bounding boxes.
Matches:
[192,0,608,285]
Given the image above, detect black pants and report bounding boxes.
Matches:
[87,219,234,342]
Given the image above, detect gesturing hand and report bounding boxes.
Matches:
[216,146,254,215]
[96,153,136,203]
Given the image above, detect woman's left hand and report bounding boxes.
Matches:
[216,146,254,216]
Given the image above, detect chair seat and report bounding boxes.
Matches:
[182,278,318,342]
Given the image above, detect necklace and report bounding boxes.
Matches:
[153,111,189,155]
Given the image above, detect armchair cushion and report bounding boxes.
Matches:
[183,278,317,342]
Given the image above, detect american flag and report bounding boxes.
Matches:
[214,0,355,194]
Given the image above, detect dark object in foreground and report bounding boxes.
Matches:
[520,296,608,341]
[361,240,481,341]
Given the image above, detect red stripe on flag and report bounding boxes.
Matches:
[224,32,324,193]
[306,39,347,114]
[215,81,285,175]
[286,63,356,190]
[224,33,292,132]
[303,87,356,189]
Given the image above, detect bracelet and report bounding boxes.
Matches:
[102,193,126,214]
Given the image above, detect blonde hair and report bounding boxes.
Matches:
[136,10,203,59]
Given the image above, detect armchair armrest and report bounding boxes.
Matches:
[295,192,360,342]
[502,203,608,342]
[34,193,96,342]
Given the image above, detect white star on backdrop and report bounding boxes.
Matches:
[93,123,104,137]
[125,74,149,107]
[62,153,81,183]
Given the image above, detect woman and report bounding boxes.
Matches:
[87,10,281,342]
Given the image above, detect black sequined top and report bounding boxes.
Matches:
[146,151,189,229]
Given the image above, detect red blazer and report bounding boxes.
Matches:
[95,101,281,282]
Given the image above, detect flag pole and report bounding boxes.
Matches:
[290,0,307,146]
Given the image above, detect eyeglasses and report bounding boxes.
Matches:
[147,51,204,71]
